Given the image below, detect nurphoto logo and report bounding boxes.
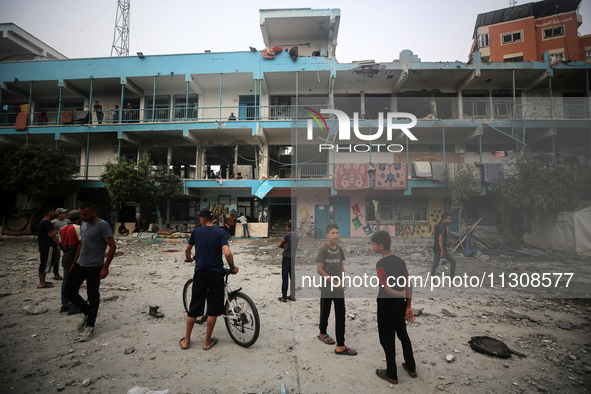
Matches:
[305,108,418,152]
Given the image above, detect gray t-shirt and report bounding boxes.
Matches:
[51,218,70,243]
[78,219,113,268]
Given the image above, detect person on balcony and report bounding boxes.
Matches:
[112,105,119,122]
[93,101,103,124]
[228,113,236,121]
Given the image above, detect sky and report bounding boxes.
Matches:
[2,0,591,63]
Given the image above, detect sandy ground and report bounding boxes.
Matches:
[0,235,590,394]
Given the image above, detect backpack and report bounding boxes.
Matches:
[469,336,512,359]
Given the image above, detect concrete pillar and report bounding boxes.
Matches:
[458,91,463,120]
[167,146,173,167]
[259,144,269,179]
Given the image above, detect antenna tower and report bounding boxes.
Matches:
[111,0,130,56]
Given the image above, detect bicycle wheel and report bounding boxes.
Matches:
[297,228,304,239]
[182,279,193,314]
[224,291,260,348]
[313,227,321,238]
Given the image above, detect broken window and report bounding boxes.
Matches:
[543,26,564,39]
[503,56,523,63]
[502,31,522,44]
[478,33,489,48]
[549,52,564,63]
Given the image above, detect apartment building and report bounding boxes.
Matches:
[1,8,589,238]
[471,0,591,63]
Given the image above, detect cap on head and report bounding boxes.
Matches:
[68,210,81,220]
[55,208,68,214]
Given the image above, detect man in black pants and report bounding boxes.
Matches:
[316,223,357,356]
[64,202,116,342]
[278,222,298,302]
[372,230,417,384]
[430,213,457,278]
[181,208,238,351]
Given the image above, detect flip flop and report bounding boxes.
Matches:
[278,297,287,302]
[318,333,335,345]
[402,362,417,378]
[334,346,357,356]
[376,369,398,384]
[37,283,54,289]
[203,337,218,351]
[179,337,189,350]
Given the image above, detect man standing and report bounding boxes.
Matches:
[237,213,249,238]
[59,210,82,314]
[93,101,103,124]
[278,222,298,302]
[64,202,116,342]
[112,105,119,122]
[430,213,457,279]
[51,208,70,280]
[180,208,238,351]
[37,207,59,289]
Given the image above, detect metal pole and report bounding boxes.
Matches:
[57,85,63,125]
[295,71,299,178]
[120,83,125,123]
[118,138,121,158]
[28,81,33,125]
[442,127,446,164]
[254,79,258,120]
[219,73,223,121]
[479,133,483,164]
[85,132,90,179]
[405,135,409,167]
[185,81,189,121]
[549,74,556,163]
[152,75,157,122]
[89,79,93,125]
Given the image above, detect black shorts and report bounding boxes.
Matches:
[188,270,225,318]
[39,247,59,274]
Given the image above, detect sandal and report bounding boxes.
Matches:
[376,369,398,384]
[402,362,417,378]
[37,283,54,289]
[288,297,296,301]
[318,334,335,345]
[278,297,287,302]
[334,346,357,356]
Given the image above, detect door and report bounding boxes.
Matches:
[333,196,350,237]
[315,205,329,236]
[239,95,260,120]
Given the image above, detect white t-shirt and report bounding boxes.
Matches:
[237,215,247,225]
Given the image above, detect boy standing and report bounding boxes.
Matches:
[59,210,82,313]
[371,230,417,384]
[316,223,357,356]
[278,222,298,302]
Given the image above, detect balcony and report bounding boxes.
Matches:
[0,104,329,127]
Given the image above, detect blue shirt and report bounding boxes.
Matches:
[188,225,229,274]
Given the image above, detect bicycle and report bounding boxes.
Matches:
[183,268,260,348]
[297,219,321,239]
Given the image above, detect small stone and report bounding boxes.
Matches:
[124,347,135,354]
[512,382,518,386]
[568,355,577,361]
[431,361,437,366]
[82,379,91,387]
[583,365,591,373]
[445,355,455,363]
[503,362,510,368]
[559,323,572,330]
[56,386,65,392]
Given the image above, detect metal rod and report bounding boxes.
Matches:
[120,83,125,123]
[89,79,93,125]
[443,127,446,164]
[152,75,157,122]
[185,81,189,121]
[85,132,90,179]
[58,85,63,125]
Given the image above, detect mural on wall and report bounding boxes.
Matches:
[396,197,444,238]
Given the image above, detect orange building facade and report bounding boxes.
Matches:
[471,1,590,63]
